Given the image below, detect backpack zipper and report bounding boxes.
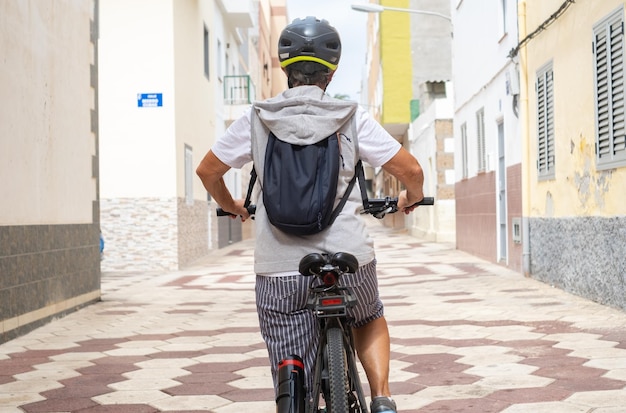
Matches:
[316,143,325,231]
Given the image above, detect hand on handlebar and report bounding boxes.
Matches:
[220,199,251,221]
[397,190,425,215]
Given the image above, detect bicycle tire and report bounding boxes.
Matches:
[326,327,349,412]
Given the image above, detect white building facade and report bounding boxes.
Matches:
[406,1,455,243]
[99,0,256,271]
[450,0,523,271]
[409,82,455,243]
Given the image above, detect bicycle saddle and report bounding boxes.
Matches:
[330,252,359,273]
[299,253,326,276]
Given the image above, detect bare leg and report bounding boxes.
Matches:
[352,316,391,398]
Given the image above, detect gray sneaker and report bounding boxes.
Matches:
[370,396,397,413]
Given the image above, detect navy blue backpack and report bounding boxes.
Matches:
[244,131,366,236]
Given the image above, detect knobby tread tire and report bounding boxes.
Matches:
[326,327,349,412]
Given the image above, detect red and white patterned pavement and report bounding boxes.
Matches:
[2,219,626,412]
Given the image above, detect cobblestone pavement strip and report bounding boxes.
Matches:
[2,219,626,412]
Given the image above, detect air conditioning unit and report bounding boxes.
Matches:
[506,67,520,96]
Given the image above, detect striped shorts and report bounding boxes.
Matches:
[255,259,382,397]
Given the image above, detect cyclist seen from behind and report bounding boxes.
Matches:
[196,16,425,413]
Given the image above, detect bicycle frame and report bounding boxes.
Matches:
[305,271,369,413]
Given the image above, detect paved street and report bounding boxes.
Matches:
[2,219,626,412]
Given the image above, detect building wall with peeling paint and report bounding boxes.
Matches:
[523,0,625,218]
[520,0,626,310]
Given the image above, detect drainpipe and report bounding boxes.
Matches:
[518,1,532,276]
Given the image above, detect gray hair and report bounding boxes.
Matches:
[286,61,332,89]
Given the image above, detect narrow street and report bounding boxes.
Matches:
[2,220,626,412]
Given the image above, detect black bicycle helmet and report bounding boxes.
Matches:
[278,17,341,72]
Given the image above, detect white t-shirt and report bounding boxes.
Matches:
[212,101,402,276]
[212,106,401,169]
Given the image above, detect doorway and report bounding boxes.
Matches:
[497,121,507,262]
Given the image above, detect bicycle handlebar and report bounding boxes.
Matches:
[361,196,434,219]
[216,196,434,219]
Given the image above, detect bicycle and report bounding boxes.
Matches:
[218,196,435,412]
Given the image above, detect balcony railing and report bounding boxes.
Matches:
[224,75,255,105]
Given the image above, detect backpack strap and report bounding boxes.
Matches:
[243,167,257,209]
[327,160,369,226]
[355,160,369,210]
[350,114,369,210]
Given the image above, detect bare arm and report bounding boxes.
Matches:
[196,150,250,220]
[381,147,425,213]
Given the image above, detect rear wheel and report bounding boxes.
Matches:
[326,327,349,412]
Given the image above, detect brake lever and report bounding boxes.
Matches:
[373,206,394,219]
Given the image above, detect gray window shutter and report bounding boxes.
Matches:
[476,109,486,172]
[461,122,468,179]
[537,64,555,179]
[594,11,626,168]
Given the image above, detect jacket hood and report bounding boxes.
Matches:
[253,86,358,145]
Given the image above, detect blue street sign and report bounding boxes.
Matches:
[137,93,163,107]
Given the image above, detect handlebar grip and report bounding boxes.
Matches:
[413,197,435,206]
[216,208,234,217]
[216,205,257,217]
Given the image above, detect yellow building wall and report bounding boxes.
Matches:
[523,0,626,218]
[380,0,413,124]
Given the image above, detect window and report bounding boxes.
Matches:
[536,62,555,179]
[185,145,193,205]
[593,8,626,169]
[461,122,468,179]
[476,108,486,172]
[203,25,209,79]
[499,0,508,36]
